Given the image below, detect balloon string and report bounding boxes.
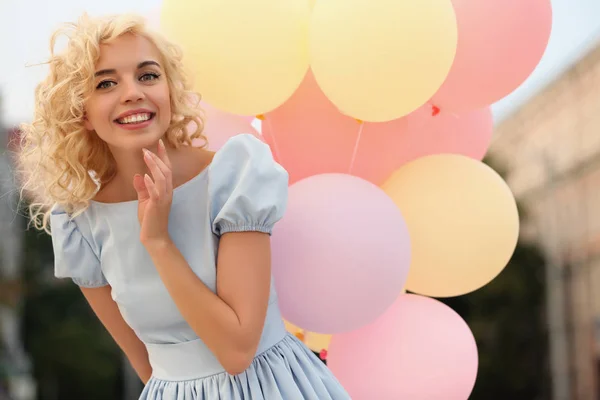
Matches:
[348,121,365,174]
[263,117,283,164]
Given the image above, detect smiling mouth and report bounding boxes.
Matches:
[115,112,155,125]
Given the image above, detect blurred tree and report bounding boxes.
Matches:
[440,156,550,400]
[19,216,124,400]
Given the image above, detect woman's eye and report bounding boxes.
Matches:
[140,72,160,82]
[96,80,116,90]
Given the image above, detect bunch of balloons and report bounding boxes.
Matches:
[161,0,552,398]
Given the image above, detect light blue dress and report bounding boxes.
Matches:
[50,134,350,400]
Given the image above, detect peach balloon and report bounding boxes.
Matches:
[328,294,478,399]
[350,105,494,185]
[431,0,552,112]
[382,155,519,297]
[263,72,493,186]
[262,70,360,183]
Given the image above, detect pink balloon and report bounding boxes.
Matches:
[350,105,494,185]
[262,71,362,184]
[271,174,411,334]
[191,102,261,150]
[431,0,552,112]
[328,294,478,400]
[239,115,257,123]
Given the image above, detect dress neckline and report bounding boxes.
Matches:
[89,165,210,208]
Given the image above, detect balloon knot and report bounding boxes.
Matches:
[256,114,265,120]
[431,105,441,116]
[295,332,305,341]
[319,349,328,360]
[355,118,363,124]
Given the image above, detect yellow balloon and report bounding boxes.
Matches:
[161,0,310,116]
[283,319,331,352]
[304,332,332,352]
[309,0,457,122]
[283,319,302,334]
[382,155,519,297]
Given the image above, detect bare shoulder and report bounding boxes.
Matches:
[175,145,215,185]
[189,145,215,168]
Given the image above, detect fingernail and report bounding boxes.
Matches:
[143,148,150,158]
[159,139,164,149]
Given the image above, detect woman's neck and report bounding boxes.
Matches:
[94,143,211,203]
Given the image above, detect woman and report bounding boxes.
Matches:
[17,13,349,400]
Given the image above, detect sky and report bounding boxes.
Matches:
[1,0,600,127]
[490,0,600,123]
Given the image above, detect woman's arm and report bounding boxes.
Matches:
[81,286,153,383]
[135,141,273,375]
[145,231,272,376]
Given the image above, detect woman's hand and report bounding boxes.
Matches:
[133,139,173,248]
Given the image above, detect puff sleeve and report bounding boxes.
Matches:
[50,206,108,288]
[208,134,289,236]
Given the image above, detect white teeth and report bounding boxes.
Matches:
[117,113,152,124]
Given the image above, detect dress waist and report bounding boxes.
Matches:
[146,301,287,381]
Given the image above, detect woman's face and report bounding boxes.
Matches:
[84,33,171,151]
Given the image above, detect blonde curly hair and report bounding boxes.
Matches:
[17,13,206,233]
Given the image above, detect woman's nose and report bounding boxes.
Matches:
[120,79,145,103]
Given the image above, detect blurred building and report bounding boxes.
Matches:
[0,123,35,399]
[490,43,600,400]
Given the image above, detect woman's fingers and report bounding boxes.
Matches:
[154,140,173,193]
[143,148,167,195]
[143,174,159,201]
[158,139,173,170]
[145,143,173,194]
[133,173,150,202]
